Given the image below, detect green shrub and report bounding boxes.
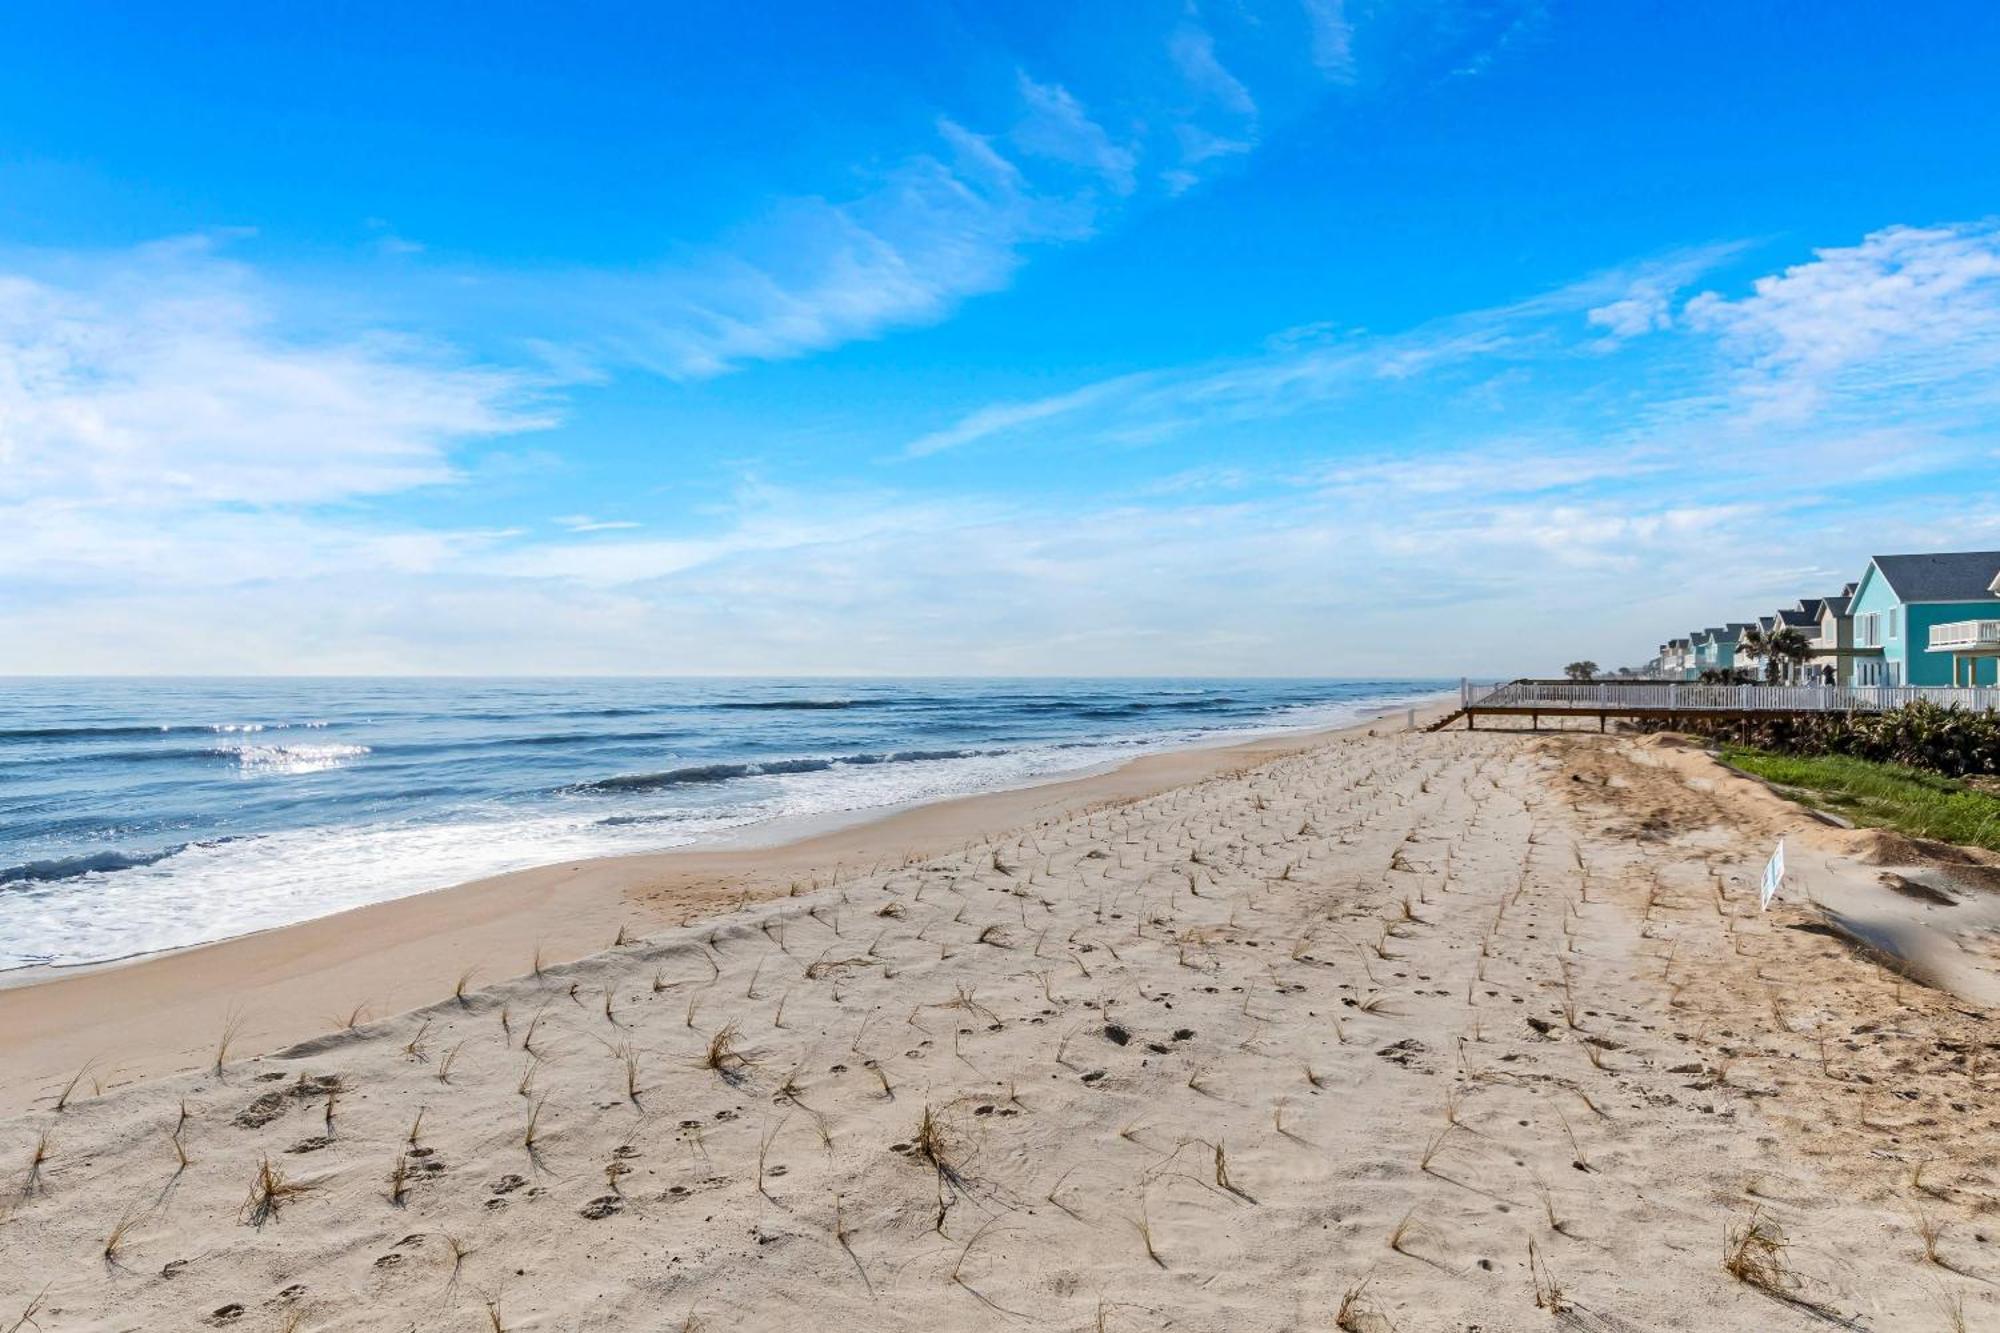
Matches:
[1653,701,2000,778]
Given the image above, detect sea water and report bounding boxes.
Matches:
[0,677,1448,967]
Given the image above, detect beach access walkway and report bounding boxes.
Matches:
[1431,677,2000,731]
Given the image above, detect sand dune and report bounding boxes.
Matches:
[3,726,1996,1330]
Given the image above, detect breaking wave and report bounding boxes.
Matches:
[575,747,994,793]
[1,844,189,886]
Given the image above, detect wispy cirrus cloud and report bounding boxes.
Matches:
[1302,0,1356,78]
[902,372,1155,458]
[510,7,1367,381]
[896,241,1746,455]
[553,515,641,533]
[894,221,2000,469]
[482,1,1543,381]
[1011,73,1138,196]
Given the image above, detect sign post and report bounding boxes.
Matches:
[1759,838,1785,911]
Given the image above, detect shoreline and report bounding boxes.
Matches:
[0,693,1453,1112]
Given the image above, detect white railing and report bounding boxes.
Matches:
[1468,680,2000,714]
[1929,620,2000,650]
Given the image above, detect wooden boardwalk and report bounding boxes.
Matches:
[1429,679,2000,732]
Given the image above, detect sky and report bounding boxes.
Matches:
[4,2,2000,676]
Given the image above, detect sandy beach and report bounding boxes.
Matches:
[4,716,1998,1330]
[0,703,1449,1115]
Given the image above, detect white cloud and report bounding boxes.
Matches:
[1684,220,2000,420]
[20,220,1996,678]
[1012,74,1138,195]
[902,373,1153,457]
[1302,0,1355,78]
[553,515,642,533]
[536,111,1104,382]
[0,240,548,508]
[1316,444,1665,498]
[1171,22,1259,119]
[502,20,1327,383]
[1587,289,1673,339]
[0,476,1822,677]
[898,244,1741,455]
[301,8,1533,389]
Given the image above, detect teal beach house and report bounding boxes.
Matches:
[1690,623,1755,677]
[1845,552,2000,686]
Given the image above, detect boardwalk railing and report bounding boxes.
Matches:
[1466,678,2000,715]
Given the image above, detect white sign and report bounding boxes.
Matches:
[1759,838,1785,911]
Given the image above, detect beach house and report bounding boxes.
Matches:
[1761,604,1820,682]
[1797,585,1862,684]
[1658,637,1694,679]
[1845,551,2000,686]
[1689,623,1756,677]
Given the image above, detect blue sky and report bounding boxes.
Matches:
[5,2,2000,674]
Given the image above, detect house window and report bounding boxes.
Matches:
[1857,613,1880,648]
[1889,608,1900,640]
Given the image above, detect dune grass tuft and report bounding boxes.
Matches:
[211,1009,247,1076]
[1132,1185,1166,1269]
[5,1287,50,1333]
[101,1211,140,1268]
[523,1095,548,1155]
[701,1021,752,1083]
[53,1058,97,1113]
[1334,1273,1378,1331]
[1722,1207,1795,1294]
[241,1155,311,1227]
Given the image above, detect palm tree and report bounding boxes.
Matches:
[1738,626,1772,679]
[1765,628,1811,683]
[1741,626,1812,682]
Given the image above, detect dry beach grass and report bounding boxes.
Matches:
[3,722,1999,1329]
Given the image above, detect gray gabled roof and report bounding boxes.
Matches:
[1823,593,1851,617]
[1777,608,1817,629]
[1869,551,2000,604]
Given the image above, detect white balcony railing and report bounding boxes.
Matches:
[1929,619,2000,651]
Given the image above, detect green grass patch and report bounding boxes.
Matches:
[1721,746,2000,852]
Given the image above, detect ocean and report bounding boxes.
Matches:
[0,677,1449,968]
